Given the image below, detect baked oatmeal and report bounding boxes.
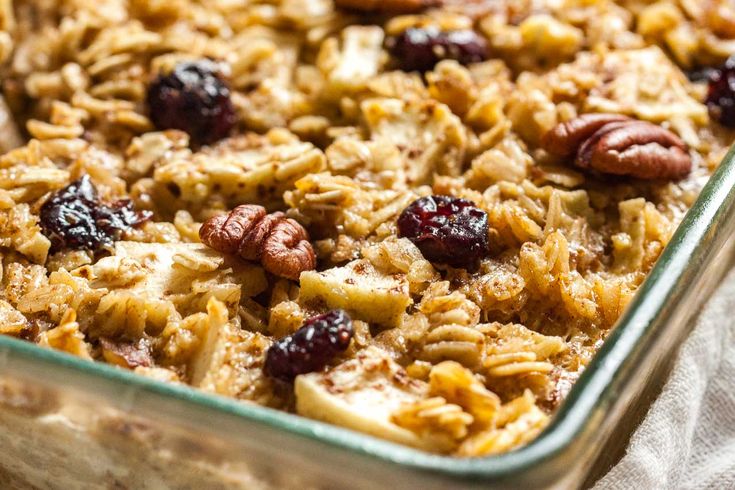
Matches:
[0,0,733,458]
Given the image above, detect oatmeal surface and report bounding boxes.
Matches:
[0,0,733,457]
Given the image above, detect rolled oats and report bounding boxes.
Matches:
[0,0,733,460]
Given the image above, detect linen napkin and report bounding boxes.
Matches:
[593,267,735,489]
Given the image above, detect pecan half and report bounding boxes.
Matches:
[200,204,316,280]
[541,114,629,158]
[541,114,692,180]
[198,205,266,255]
[334,0,440,13]
[261,218,316,281]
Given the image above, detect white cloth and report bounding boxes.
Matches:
[594,268,735,489]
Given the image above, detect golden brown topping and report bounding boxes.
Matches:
[542,114,692,180]
[200,204,316,280]
[333,0,440,13]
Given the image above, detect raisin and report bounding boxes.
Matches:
[264,310,354,382]
[386,28,489,72]
[397,195,489,269]
[706,55,735,128]
[146,60,237,145]
[39,176,152,253]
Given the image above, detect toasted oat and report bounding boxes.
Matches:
[0,0,732,460]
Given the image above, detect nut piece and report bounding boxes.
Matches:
[576,121,691,180]
[262,218,316,281]
[334,0,440,13]
[200,204,316,280]
[198,205,266,255]
[541,114,629,158]
[541,114,692,180]
[239,212,285,261]
[100,337,153,369]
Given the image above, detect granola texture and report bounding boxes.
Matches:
[0,0,733,460]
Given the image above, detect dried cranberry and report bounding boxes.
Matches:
[146,60,237,145]
[264,310,353,382]
[386,28,489,72]
[706,56,735,128]
[40,176,152,253]
[397,195,489,269]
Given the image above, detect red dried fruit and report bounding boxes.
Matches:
[386,28,489,72]
[706,55,735,128]
[397,195,489,269]
[264,310,354,382]
[39,176,152,253]
[146,60,237,145]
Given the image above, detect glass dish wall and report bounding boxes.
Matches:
[1,146,734,489]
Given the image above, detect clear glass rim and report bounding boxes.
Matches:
[1,145,734,480]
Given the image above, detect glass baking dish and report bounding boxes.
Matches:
[0,146,734,489]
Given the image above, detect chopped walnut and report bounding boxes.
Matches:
[199,204,316,280]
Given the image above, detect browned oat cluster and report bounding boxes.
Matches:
[0,0,733,457]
